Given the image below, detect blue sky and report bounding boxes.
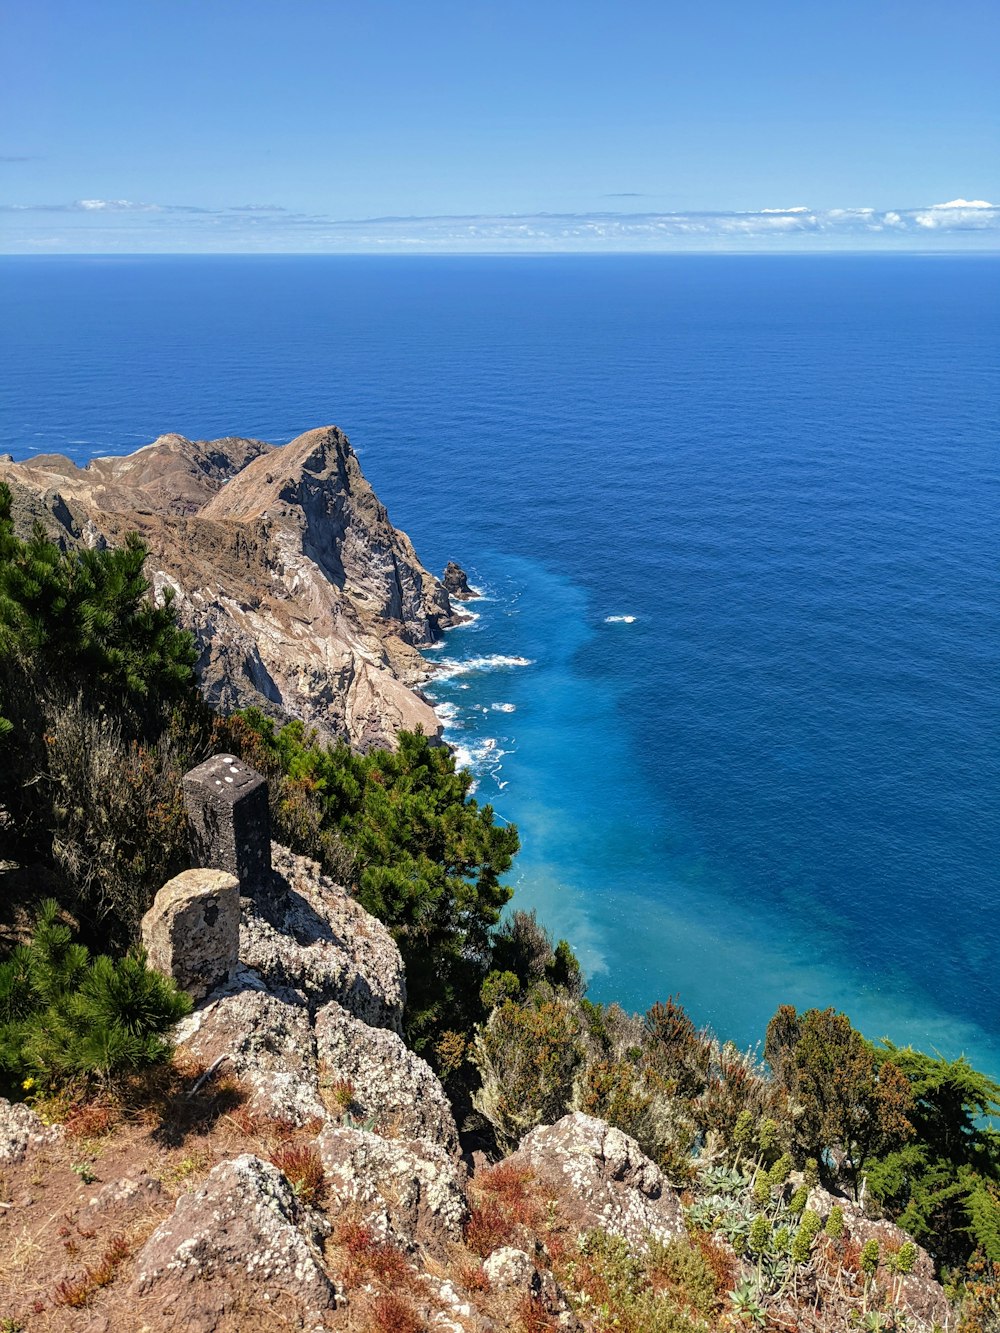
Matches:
[2,0,998,252]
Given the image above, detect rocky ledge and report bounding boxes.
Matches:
[0,427,466,750]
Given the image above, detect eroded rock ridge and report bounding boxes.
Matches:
[0,426,465,749]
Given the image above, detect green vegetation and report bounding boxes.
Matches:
[0,900,190,1095]
[0,482,196,722]
[764,1005,915,1195]
[864,1045,1000,1266]
[0,482,200,941]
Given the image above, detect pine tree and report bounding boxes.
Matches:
[0,900,191,1094]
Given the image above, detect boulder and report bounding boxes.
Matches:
[242,843,406,1031]
[130,1154,336,1329]
[174,968,325,1126]
[318,1124,468,1252]
[140,867,240,1001]
[315,999,459,1155]
[504,1112,685,1251]
[483,1246,575,1325]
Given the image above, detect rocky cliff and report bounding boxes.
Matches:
[0,427,464,749]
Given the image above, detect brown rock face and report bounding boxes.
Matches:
[0,426,462,750]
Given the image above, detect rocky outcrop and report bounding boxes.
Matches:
[241,842,406,1031]
[1,426,463,749]
[318,1124,468,1253]
[170,839,408,1126]
[0,1097,61,1163]
[130,1154,337,1329]
[443,560,480,600]
[173,969,327,1126]
[315,999,460,1155]
[504,1112,686,1252]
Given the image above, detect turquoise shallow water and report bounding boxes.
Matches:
[1,254,998,1076]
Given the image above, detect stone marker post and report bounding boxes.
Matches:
[182,753,272,890]
[141,868,240,1001]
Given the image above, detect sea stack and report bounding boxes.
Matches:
[442,560,479,601]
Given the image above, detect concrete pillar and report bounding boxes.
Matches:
[182,753,271,890]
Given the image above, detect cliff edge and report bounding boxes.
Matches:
[0,427,462,750]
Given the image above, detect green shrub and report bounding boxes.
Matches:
[764,1005,914,1196]
[0,900,191,1094]
[0,487,196,716]
[565,1232,710,1333]
[471,986,584,1150]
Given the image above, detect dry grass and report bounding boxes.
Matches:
[366,1291,427,1333]
[465,1160,540,1256]
[333,1218,414,1290]
[269,1143,327,1208]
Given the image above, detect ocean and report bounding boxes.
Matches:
[2,253,998,1078]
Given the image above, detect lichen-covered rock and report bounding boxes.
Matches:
[86,1173,163,1213]
[0,1096,61,1162]
[318,1124,468,1252]
[130,1154,336,1329]
[140,867,240,1001]
[807,1185,949,1328]
[483,1245,536,1291]
[482,1246,576,1327]
[241,843,405,1031]
[420,1276,489,1333]
[174,967,325,1126]
[505,1112,685,1251]
[315,1000,459,1155]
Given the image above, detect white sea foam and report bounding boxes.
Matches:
[605,614,637,624]
[431,653,533,682]
[451,743,475,771]
[491,702,516,713]
[433,701,462,727]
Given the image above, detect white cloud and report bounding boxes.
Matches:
[914,199,1000,229]
[4,196,1000,251]
[932,198,995,209]
[77,198,161,212]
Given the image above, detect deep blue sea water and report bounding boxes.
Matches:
[2,254,998,1077]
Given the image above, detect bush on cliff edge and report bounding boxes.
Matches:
[221,711,520,1055]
